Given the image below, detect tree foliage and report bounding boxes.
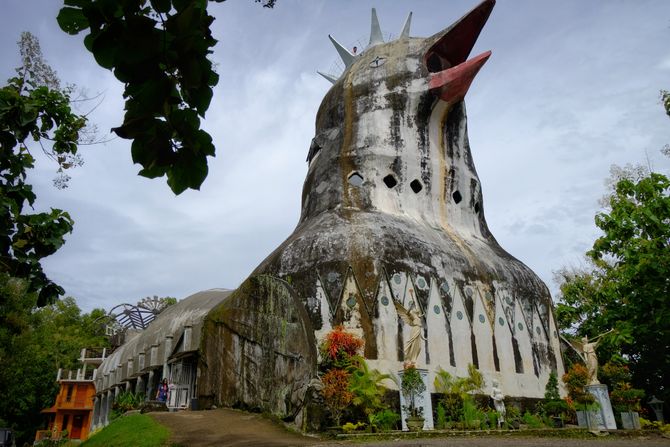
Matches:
[0,32,86,306]
[555,170,670,400]
[57,0,275,194]
[0,295,107,444]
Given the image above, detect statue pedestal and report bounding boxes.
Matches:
[585,384,616,430]
[398,369,433,431]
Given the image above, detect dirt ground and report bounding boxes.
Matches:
[151,409,670,447]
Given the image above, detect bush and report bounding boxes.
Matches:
[348,360,390,418]
[522,411,545,428]
[562,364,595,409]
[111,391,145,420]
[319,325,363,370]
[401,365,426,418]
[321,369,353,426]
[369,409,400,432]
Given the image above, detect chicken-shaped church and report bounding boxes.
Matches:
[91,0,565,430]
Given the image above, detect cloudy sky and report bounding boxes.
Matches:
[1,0,669,312]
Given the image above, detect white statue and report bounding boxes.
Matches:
[393,300,426,364]
[490,379,505,427]
[568,329,613,385]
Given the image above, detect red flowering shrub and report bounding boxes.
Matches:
[562,364,595,408]
[319,325,363,369]
[322,368,353,426]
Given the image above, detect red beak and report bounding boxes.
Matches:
[429,51,491,105]
[424,0,495,104]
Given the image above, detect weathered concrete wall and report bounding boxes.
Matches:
[249,0,564,402]
[198,275,317,419]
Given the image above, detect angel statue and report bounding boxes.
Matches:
[393,300,426,364]
[490,379,506,427]
[565,329,614,385]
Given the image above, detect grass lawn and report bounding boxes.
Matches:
[81,413,171,447]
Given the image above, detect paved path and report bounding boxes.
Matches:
[151,409,670,447]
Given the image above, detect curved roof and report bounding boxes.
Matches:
[96,288,232,391]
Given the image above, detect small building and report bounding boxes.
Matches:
[35,348,108,443]
[92,289,231,428]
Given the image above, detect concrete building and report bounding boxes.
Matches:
[35,348,107,443]
[91,289,230,428]
[93,0,565,432]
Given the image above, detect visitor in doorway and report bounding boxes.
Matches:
[156,378,168,402]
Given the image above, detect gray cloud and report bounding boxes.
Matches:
[2,0,669,310]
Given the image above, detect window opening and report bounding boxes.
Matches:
[383,174,398,188]
[348,172,364,187]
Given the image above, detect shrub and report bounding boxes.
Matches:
[522,411,545,428]
[111,391,145,420]
[610,383,645,413]
[319,325,363,370]
[436,402,447,429]
[369,409,400,432]
[401,365,426,418]
[562,364,595,409]
[348,360,390,417]
[321,368,353,426]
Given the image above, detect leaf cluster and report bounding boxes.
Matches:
[57,0,224,194]
[1,34,86,306]
[401,365,426,417]
[347,359,390,417]
[555,172,670,399]
[318,324,363,370]
[562,364,595,408]
[433,364,483,423]
[321,368,353,426]
[600,360,645,412]
[0,295,108,444]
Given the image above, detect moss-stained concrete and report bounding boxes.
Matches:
[198,275,317,419]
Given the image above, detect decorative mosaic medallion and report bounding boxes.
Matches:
[456,311,464,320]
[381,296,389,306]
[479,314,485,323]
[433,305,441,314]
[517,322,524,331]
[346,294,356,308]
[498,317,505,326]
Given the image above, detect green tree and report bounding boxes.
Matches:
[1,32,86,307]
[555,170,670,401]
[0,296,108,444]
[57,0,275,194]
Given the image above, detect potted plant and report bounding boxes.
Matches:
[611,383,644,429]
[563,364,599,430]
[401,363,426,431]
[543,371,569,427]
[601,361,644,429]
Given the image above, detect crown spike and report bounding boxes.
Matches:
[317,71,339,84]
[400,11,412,38]
[369,8,384,47]
[328,34,356,68]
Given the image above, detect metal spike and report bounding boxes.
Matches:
[400,12,412,38]
[369,8,384,47]
[328,34,356,68]
[317,71,339,84]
